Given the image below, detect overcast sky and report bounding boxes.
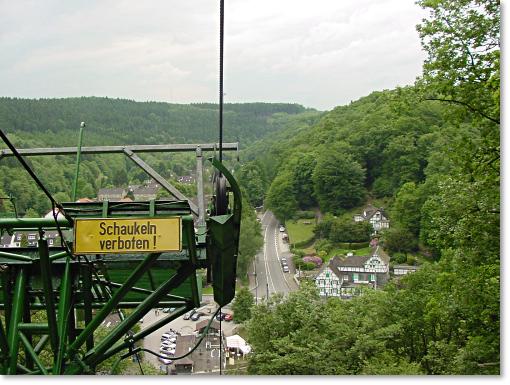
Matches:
[0,0,427,111]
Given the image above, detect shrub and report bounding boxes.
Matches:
[303,255,323,267]
[315,239,334,253]
[301,262,316,271]
[391,253,407,264]
[293,211,316,220]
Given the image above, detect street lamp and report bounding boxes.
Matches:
[71,122,86,201]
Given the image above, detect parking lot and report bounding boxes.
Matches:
[140,302,237,371]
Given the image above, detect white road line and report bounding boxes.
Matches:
[263,224,276,294]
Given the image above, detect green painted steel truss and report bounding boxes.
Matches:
[0,183,240,374]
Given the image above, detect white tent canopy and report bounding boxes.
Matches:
[226,334,251,354]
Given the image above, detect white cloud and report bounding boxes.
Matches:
[0,0,427,110]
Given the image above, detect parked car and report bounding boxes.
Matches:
[283,265,289,273]
[279,226,285,232]
[158,357,173,365]
[190,312,202,321]
[161,337,177,344]
[162,307,176,313]
[224,313,233,322]
[160,346,176,353]
[184,308,197,320]
[160,348,176,355]
[161,333,173,340]
[281,260,288,266]
[215,312,226,321]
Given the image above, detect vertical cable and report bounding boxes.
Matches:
[219,0,224,163]
[219,2,225,374]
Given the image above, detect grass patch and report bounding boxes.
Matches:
[202,285,214,295]
[286,218,315,245]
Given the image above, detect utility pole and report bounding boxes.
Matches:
[266,283,269,301]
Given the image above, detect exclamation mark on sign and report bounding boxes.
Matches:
[153,235,157,249]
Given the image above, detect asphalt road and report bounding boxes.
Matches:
[250,211,298,302]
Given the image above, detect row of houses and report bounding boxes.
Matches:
[314,246,418,299]
[97,175,195,202]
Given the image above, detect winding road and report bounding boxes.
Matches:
[250,211,298,302]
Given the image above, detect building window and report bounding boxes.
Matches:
[344,275,349,281]
[370,274,375,281]
[353,273,359,282]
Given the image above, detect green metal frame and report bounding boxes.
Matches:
[0,156,241,374]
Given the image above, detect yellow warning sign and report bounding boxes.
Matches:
[73,217,181,254]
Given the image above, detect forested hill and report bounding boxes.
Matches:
[0,97,320,216]
[239,87,447,209]
[0,97,317,148]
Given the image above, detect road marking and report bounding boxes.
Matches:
[263,224,276,294]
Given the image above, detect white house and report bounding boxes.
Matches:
[315,246,390,299]
[393,264,420,276]
[353,204,390,231]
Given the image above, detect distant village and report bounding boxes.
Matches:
[302,204,419,299]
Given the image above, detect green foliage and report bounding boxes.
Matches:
[265,171,298,222]
[232,286,255,323]
[244,1,500,374]
[314,214,371,243]
[237,196,264,280]
[390,182,424,237]
[416,0,500,123]
[312,149,366,213]
[237,162,267,207]
[0,99,313,215]
[382,227,417,255]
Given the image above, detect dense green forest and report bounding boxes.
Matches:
[241,0,500,375]
[0,99,318,215]
[0,101,315,282]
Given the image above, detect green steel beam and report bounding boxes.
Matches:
[0,316,8,372]
[22,293,34,371]
[71,122,85,202]
[18,323,49,334]
[86,263,195,368]
[38,239,59,353]
[49,251,71,261]
[68,252,161,356]
[102,305,189,359]
[54,255,73,374]
[0,251,32,262]
[0,142,239,158]
[1,274,12,334]
[19,332,48,375]
[34,335,49,354]
[101,281,187,301]
[81,264,94,352]
[182,215,200,308]
[7,269,25,374]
